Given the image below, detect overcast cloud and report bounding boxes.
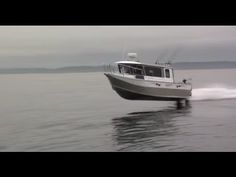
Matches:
[0,26,236,68]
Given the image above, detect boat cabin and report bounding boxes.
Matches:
[115,61,174,83]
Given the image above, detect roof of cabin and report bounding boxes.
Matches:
[115,61,142,64]
[115,61,173,69]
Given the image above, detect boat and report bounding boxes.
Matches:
[104,53,192,103]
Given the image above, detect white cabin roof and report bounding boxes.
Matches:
[115,60,173,69]
[115,61,142,65]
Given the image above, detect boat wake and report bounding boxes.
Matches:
[190,86,236,101]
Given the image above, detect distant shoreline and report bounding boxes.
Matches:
[0,61,236,74]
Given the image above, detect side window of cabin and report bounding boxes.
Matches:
[144,66,163,77]
[165,69,170,78]
[124,66,130,74]
[118,64,143,75]
[126,64,144,75]
[118,65,122,73]
[132,64,143,75]
[118,65,129,74]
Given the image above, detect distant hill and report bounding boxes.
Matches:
[0,66,105,74]
[0,61,236,74]
[172,61,236,70]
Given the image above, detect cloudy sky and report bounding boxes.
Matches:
[0,26,236,68]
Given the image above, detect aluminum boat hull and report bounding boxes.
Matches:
[105,73,192,101]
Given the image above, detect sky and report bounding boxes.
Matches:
[0,26,236,68]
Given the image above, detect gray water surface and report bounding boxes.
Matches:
[1,69,236,151]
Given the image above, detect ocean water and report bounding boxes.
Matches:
[1,69,236,151]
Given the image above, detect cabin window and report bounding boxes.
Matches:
[118,65,130,74]
[129,64,143,75]
[135,68,144,75]
[118,64,144,75]
[165,69,170,78]
[144,66,163,77]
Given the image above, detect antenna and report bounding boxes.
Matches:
[155,58,159,64]
[121,42,126,60]
[166,47,182,63]
[155,49,169,64]
[166,60,172,66]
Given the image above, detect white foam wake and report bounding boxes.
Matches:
[190,87,236,101]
